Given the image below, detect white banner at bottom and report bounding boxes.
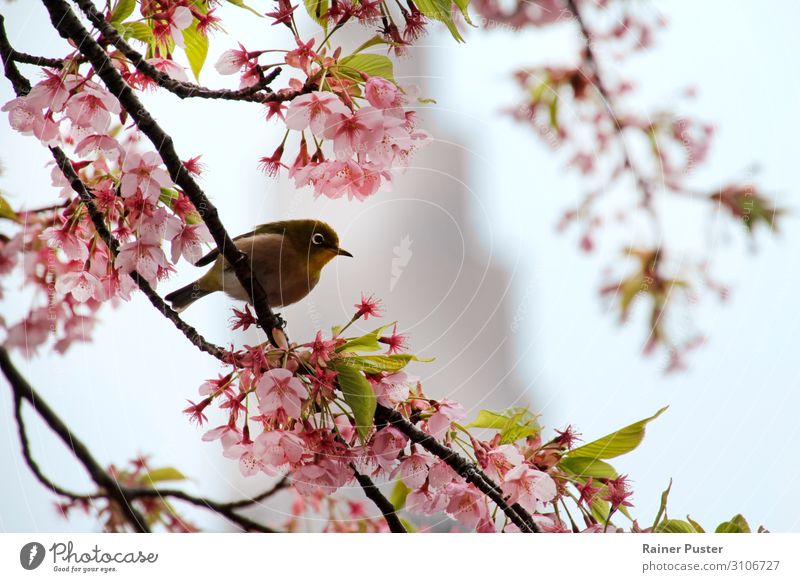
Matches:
[1,533,798,581]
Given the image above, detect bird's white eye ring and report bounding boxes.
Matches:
[311,233,325,245]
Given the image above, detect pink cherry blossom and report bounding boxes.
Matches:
[480,443,524,481]
[215,44,251,75]
[64,84,121,133]
[167,6,194,48]
[26,70,78,111]
[500,464,557,513]
[252,430,306,472]
[370,371,410,407]
[292,459,353,495]
[75,134,122,160]
[370,426,407,471]
[40,225,89,262]
[114,237,171,286]
[323,106,383,159]
[256,368,308,419]
[406,485,447,515]
[426,399,466,439]
[147,58,190,83]
[55,270,105,303]
[399,452,431,489]
[120,151,173,202]
[285,91,350,134]
[444,483,490,529]
[1,96,38,134]
[365,77,400,109]
[285,38,316,74]
[169,222,212,264]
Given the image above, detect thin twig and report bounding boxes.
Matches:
[1,347,282,532]
[351,465,407,533]
[566,0,657,213]
[12,392,88,500]
[74,0,307,104]
[0,347,151,533]
[123,487,279,533]
[42,0,284,345]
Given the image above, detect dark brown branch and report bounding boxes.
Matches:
[0,15,32,94]
[0,346,151,533]
[220,476,289,510]
[73,0,302,104]
[49,147,228,361]
[375,405,540,533]
[1,346,283,532]
[42,0,284,346]
[351,465,407,533]
[123,487,279,533]
[12,392,88,500]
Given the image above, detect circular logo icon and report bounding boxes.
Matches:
[19,542,46,570]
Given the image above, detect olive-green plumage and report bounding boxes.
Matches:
[165,219,352,312]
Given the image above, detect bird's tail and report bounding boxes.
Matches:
[165,281,212,313]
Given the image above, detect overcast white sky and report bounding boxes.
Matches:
[1,0,800,532]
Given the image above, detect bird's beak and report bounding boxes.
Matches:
[336,247,353,258]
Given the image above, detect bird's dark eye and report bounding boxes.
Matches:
[311,233,325,245]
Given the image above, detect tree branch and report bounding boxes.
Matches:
[41,0,285,346]
[73,0,306,104]
[0,15,33,94]
[1,346,285,532]
[0,346,151,532]
[566,0,657,213]
[1,14,228,361]
[375,405,540,533]
[351,465,407,533]
[122,487,279,533]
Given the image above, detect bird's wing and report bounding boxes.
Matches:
[193,223,290,267]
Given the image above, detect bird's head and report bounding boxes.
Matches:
[280,219,352,272]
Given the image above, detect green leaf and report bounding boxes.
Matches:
[337,323,392,353]
[142,467,187,484]
[651,478,672,531]
[452,0,474,25]
[467,407,541,444]
[0,194,20,223]
[686,515,705,533]
[303,0,329,26]
[332,362,376,442]
[389,480,409,510]
[548,94,559,130]
[591,496,610,524]
[566,406,668,460]
[559,456,618,480]
[183,23,209,81]
[338,54,395,84]
[226,0,263,16]
[110,0,136,23]
[715,514,750,533]
[414,0,464,42]
[116,22,154,46]
[352,35,392,54]
[340,354,430,374]
[654,519,698,534]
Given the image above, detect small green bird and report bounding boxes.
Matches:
[165,219,352,313]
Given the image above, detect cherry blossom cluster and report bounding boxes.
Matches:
[502,0,782,369]
[185,294,690,532]
[1,66,211,355]
[215,47,430,200]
